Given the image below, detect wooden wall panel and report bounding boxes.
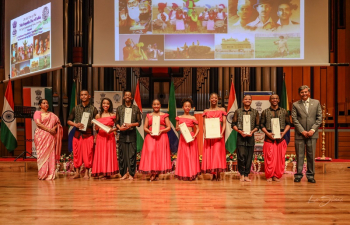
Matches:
[302,67,311,87]
[320,68,327,105]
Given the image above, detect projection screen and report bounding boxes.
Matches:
[94,0,329,67]
[5,0,63,81]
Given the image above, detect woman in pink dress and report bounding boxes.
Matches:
[175,98,201,181]
[202,93,227,181]
[33,99,63,180]
[92,98,119,179]
[176,8,185,32]
[207,9,215,32]
[139,99,172,181]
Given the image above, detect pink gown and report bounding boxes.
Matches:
[33,111,63,180]
[139,114,172,174]
[201,110,227,174]
[174,117,201,181]
[92,116,119,177]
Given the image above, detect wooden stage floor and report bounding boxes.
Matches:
[0,171,349,224]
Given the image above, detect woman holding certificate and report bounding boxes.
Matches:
[175,98,201,181]
[139,99,172,181]
[91,98,119,179]
[232,95,260,182]
[202,93,227,181]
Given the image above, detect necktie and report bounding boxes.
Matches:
[304,101,309,113]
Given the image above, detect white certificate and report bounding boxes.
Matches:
[151,115,160,136]
[271,118,281,139]
[124,108,132,124]
[92,119,111,133]
[243,115,251,135]
[205,118,221,139]
[80,112,90,131]
[179,123,194,143]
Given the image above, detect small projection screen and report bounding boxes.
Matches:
[94,0,329,67]
[5,0,63,80]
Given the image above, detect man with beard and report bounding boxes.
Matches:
[276,0,300,32]
[67,90,98,179]
[199,5,210,27]
[123,38,135,61]
[215,4,227,33]
[116,91,142,180]
[246,0,276,31]
[137,0,152,33]
[149,43,164,60]
[154,3,169,30]
[169,3,179,29]
[260,94,291,182]
[127,0,140,24]
[231,0,253,32]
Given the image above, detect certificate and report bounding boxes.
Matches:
[124,108,132,124]
[271,118,281,139]
[80,112,90,131]
[243,115,251,135]
[151,115,160,136]
[205,118,221,139]
[92,119,111,133]
[179,123,194,143]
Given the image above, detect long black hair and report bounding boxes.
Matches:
[99,98,114,116]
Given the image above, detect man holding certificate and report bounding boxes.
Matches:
[116,91,142,180]
[232,95,259,182]
[67,90,98,179]
[260,94,291,182]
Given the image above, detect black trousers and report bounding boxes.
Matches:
[237,145,254,176]
[118,142,137,177]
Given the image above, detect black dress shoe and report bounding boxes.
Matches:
[308,179,316,183]
[294,178,301,182]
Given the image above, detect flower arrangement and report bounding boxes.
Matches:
[171,153,177,161]
[199,155,202,162]
[226,153,237,162]
[136,152,141,162]
[58,153,74,174]
[285,154,296,162]
[253,153,264,163]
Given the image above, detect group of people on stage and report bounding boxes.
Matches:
[33,85,321,184]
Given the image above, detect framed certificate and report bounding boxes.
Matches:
[92,119,111,133]
[179,123,194,143]
[205,118,221,139]
[271,118,281,139]
[243,115,251,135]
[80,112,90,131]
[151,115,160,136]
[124,108,132,124]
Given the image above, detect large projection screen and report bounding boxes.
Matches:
[5,0,63,81]
[94,0,329,67]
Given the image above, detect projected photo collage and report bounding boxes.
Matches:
[116,0,303,61]
[10,3,51,78]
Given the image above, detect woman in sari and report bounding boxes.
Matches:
[33,99,63,180]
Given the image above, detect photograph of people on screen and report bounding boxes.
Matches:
[255,33,300,58]
[119,0,153,34]
[33,31,51,58]
[152,0,228,34]
[164,34,214,59]
[119,34,164,61]
[229,0,300,33]
[215,34,255,59]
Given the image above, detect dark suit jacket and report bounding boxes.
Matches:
[291,98,322,140]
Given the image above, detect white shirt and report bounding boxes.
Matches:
[157,12,169,22]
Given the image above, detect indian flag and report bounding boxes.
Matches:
[133,80,144,152]
[225,80,238,153]
[1,81,17,151]
[23,87,52,157]
[168,80,179,153]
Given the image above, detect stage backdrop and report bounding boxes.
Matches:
[244,91,272,151]
[23,87,52,157]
